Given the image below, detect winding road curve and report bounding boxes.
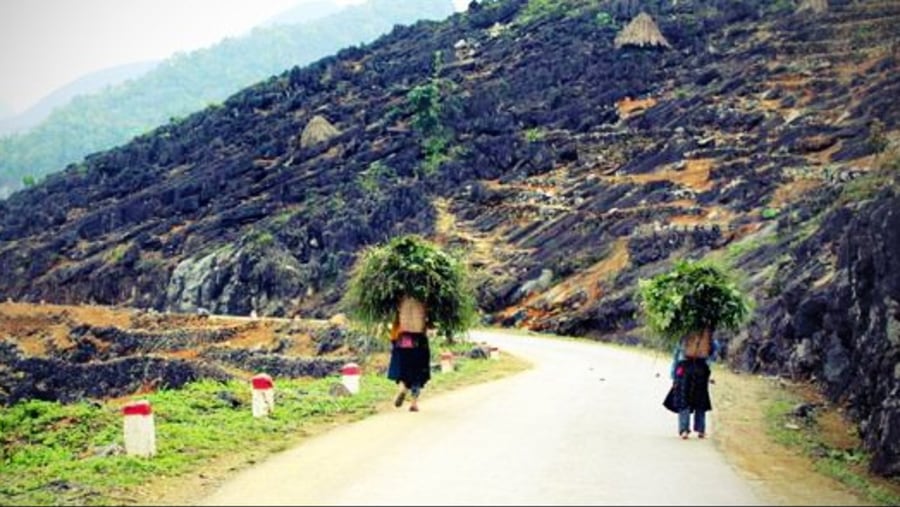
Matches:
[199,330,768,506]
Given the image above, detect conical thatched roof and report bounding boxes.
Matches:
[614,12,671,50]
[798,0,828,14]
[300,115,340,148]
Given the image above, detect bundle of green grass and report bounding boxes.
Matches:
[343,234,478,339]
[637,259,751,347]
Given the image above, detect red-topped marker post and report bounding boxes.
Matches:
[440,351,454,373]
[251,374,275,418]
[341,363,361,394]
[123,400,156,457]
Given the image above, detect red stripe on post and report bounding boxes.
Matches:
[341,363,361,376]
[252,375,274,390]
[123,401,152,416]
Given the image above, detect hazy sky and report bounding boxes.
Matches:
[0,0,468,114]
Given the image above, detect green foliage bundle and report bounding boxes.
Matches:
[343,234,477,338]
[637,260,751,346]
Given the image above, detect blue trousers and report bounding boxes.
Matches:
[679,409,706,434]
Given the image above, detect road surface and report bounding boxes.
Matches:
[199,330,768,505]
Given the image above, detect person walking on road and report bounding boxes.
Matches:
[667,329,721,439]
[388,296,432,412]
[639,260,750,440]
[343,234,478,414]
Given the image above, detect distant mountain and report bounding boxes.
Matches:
[0,0,456,197]
[0,60,160,137]
[261,0,346,26]
[0,101,12,121]
[0,0,347,140]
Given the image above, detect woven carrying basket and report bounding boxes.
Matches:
[398,296,427,333]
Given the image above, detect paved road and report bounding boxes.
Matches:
[199,330,767,506]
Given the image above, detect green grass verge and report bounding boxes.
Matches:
[764,389,900,505]
[0,352,529,506]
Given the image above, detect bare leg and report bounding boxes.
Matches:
[409,385,421,412]
[394,382,408,407]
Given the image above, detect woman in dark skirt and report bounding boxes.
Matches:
[387,331,431,412]
[665,329,720,439]
[388,297,431,412]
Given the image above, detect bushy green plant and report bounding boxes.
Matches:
[636,260,751,346]
[407,66,460,178]
[357,161,397,193]
[761,207,780,220]
[420,134,452,177]
[106,244,129,264]
[524,127,545,143]
[408,81,443,137]
[342,234,478,339]
[246,230,275,249]
[595,10,614,27]
[520,0,564,23]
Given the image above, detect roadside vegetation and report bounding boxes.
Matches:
[0,348,529,506]
[761,385,900,505]
[698,360,900,507]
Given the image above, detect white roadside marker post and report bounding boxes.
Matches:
[251,374,275,418]
[123,400,156,457]
[440,351,454,373]
[341,363,361,394]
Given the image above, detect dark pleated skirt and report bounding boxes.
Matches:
[387,332,431,388]
[669,358,712,412]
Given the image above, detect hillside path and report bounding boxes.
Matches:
[198,330,768,506]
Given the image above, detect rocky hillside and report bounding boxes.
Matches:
[0,302,364,406]
[0,0,898,474]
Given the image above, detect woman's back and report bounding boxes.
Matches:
[398,296,427,333]
[682,329,712,358]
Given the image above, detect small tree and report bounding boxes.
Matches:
[636,260,751,348]
[342,234,478,343]
[408,81,443,137]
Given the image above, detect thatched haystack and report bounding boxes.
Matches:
[614,12,671,49]
[798,0,828,14]
[300,115,340,148]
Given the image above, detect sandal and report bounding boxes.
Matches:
[409,405,419,412]
[394,391,406,408]
[680,431,689,440]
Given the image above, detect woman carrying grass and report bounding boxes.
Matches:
[638,260,750,439]
[388,296,431,411]
[344,234,477,413]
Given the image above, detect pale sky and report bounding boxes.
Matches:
[0,0,469,114]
